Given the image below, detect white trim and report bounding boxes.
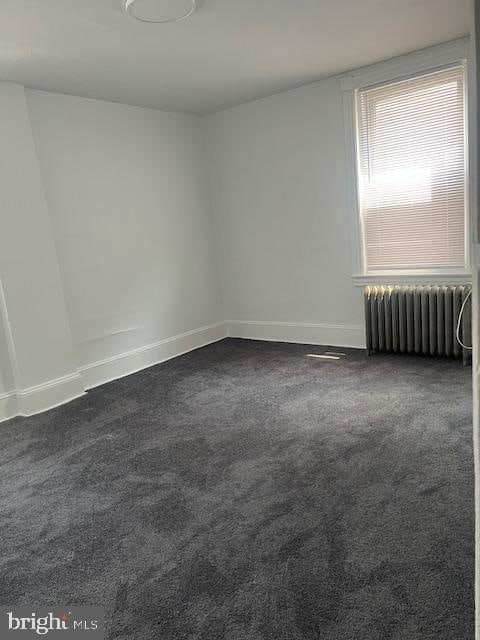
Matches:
[342,86,364,276]
[0,390,18,424]
[0,277,21,388]
[464,56,472,272]
[0,323,227,423]
[227,320,365,349]
[79,321,227,390]
[340,37,469,92]
[0,276,87,420]
[16,372,85,417]
[353,273,472,287]
[473,270,480,640]
[342,37,472,281]
[0,371,85,423]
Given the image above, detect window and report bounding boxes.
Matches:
[355,65,467,274]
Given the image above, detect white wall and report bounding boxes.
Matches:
[2,41,469,418]
[469,4,479,638]
[0,310,14,395]
[0,83,84,419]
[203,77,365,348]
[26,91,224,386]
[0,309,16,422]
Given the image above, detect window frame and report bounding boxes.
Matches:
[341,38,472,286]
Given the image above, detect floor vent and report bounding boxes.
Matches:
[364,284,471,364]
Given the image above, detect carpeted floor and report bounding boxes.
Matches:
[0,338,474,639]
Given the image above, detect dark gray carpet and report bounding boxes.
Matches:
[0,338,474,639]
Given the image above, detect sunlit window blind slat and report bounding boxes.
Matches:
[357,66,466,271]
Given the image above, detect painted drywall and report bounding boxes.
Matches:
[0,40,472,417]
[0,299,17,421]
[203,76,365,346]
[26,90,224,374]
[0,309,14,396]
[0,83,82,402]
[470,3,479,639]
[1,1,470,114]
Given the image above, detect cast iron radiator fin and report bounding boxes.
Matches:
[364,285,472,364]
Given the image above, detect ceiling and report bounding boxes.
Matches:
[0,0,471,114]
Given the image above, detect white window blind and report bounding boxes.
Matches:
[356,65,466,272]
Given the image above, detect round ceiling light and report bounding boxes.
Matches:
[125,0,197,23]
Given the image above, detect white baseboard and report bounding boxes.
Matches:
[0,391,18,424]
[16,372,86,417]
[0,318,362,424]
[227,320,366,349]
[0,371,85,423]
[79,321,227,390]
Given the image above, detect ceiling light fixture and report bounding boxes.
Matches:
[125,0,197,23]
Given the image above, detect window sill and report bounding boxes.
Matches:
[352,272,472,287]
